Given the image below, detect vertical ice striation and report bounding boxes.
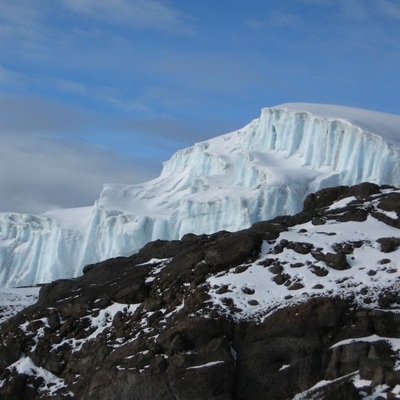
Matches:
[0,104,399,287]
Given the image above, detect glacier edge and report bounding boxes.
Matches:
[0,104,399,287]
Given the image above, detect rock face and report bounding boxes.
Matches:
[0,183,400,400]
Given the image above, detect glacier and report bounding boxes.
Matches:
[0,103,399,288]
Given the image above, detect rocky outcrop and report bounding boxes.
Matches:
[0,183,399,399]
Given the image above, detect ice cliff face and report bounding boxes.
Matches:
[1,103,399,287]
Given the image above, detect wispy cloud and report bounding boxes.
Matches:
[0,65,28,88]
[296,0,400,22]
[245,10,302,30]
[0,90,241,213]
[51,79,89,96]
[0,0,398,214]
[0,92,93,135]
[0,0,48,44]
[268,10,303,28]
[61,0,195,34]
[339,1,370,21]
[297,0,331,4]
[377,0,400,20]
[325,0,400,22]
[0,0,46,25]
[0,133,159,214]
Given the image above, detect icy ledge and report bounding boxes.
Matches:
[0,103,399,287]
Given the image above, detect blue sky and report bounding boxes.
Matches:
[1,0,399,213]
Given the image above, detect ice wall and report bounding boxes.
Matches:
[1,104,399,287]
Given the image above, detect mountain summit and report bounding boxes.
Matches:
[1,103,399,287]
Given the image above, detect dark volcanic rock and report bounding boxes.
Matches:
[377,237,400,253]
[310,265,329,277]
[324,252,350,270]
[1,183,400,400]
[303,185,349,211]
[343,182,381,198]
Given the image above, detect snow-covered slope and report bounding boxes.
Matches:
[1,183,399,399]
[0,287,39,325]
[208,186,400,320]
[1,103,399,287]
